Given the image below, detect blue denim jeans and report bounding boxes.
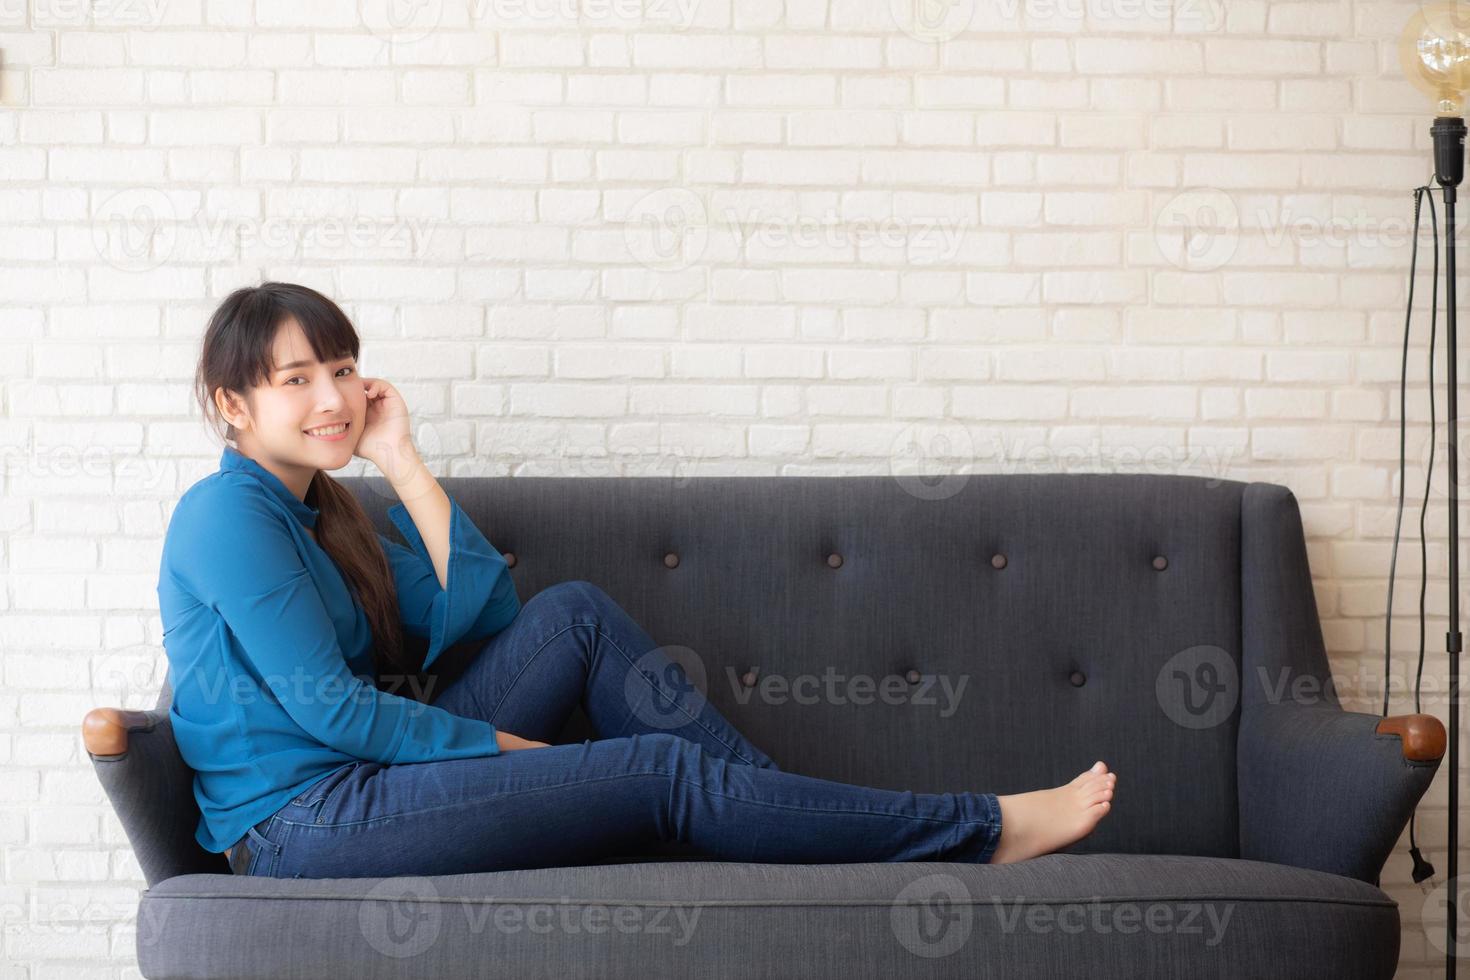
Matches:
[228,580,1003,878]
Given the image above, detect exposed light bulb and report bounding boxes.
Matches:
[1400,1,1470,115]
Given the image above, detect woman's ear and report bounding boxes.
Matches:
[214,386,251,431]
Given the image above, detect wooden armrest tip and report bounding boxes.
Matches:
[83,707,151,757]
[1376,713,1447,763]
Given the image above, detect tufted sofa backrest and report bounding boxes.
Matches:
[346,471,1316,860]
[99,472,1335,884]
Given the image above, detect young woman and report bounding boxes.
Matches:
[158,281,1118,880]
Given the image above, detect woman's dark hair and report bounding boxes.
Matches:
[192,281,411,679]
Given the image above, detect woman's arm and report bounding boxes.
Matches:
[354,375,453,591]
[376,495,521,670]
[378,442,452,591]
[357,376,521,669]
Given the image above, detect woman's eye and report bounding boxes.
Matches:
[285,367,353,385]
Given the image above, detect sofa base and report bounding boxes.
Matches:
[136,852,1399,979]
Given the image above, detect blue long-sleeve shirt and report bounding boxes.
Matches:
[157,444,520,853]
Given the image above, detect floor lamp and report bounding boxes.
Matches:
[1401,4,1470,976]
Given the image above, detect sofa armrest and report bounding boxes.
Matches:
[1374,712,1447,762]
[82,702,231,885]
[1237,701,1444,885]
[83,706,159,758]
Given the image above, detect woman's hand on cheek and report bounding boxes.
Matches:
[354,377,416,475]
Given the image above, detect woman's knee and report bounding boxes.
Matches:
[525,579,618,619]
[510,582,615,654]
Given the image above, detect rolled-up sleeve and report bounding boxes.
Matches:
[379,496,520,670]
[168,477,501,762]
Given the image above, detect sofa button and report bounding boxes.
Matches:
[1070,670,1086,687]
[503,552,516,568]
[1152,555,1167,571]
[905,669,920,684]
[827,553,843,569]
[664,552,679,569]
[991,553,1007,569]
[741,669,758,687]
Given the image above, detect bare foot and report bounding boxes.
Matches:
[988,761,1116,864]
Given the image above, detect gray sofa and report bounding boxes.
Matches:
[84,471,1445,978]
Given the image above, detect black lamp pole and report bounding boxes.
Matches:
[1432,112,1465,978]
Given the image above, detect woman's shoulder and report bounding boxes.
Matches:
[159,471,302,595]
[173,469,274,515]
[164,471,290,548]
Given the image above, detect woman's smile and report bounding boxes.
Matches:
[304,420,351,442]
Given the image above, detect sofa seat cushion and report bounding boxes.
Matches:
[137,853,1399,979]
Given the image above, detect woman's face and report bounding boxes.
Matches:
[218,316,366,489]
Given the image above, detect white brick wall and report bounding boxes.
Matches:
[1,1,1465,975]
